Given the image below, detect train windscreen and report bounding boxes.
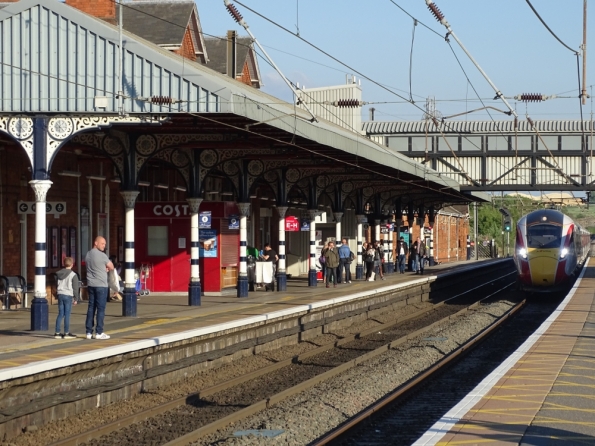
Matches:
[526,224,562,249]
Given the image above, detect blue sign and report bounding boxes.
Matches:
[300,218,310,231]
[199,229,218,258]
[228,215,239,230]
[199,211,211,229]
[399,232,410,245]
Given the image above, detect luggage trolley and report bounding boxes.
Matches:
[135,263,152,296]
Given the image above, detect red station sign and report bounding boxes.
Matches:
[285,216,299,232]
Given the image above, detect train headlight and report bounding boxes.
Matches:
[560,248,569,259]
[518,248,527,259]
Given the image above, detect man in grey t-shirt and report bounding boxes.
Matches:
[85,236,114,340]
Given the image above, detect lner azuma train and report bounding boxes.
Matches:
[514,209,590,292]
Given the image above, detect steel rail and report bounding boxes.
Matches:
[312,294,525,445]
[161,281,517,446]
[48,270,514,446]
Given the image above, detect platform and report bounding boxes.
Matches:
[415,259,595,445]
[0,259,496,382]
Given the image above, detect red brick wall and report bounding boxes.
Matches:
[239,61,252,86]
[0,146,126,284]
[173,28,197,61]
[65,0,115,21]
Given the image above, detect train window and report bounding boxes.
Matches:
[526,224,562,249]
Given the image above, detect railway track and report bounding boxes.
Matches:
[47,270,517,446]
[317,294,564,446]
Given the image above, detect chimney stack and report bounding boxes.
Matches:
[226,30,237,79]
[65,0,116,24]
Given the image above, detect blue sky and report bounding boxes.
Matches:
[196,0,593,122]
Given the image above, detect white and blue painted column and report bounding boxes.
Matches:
[237,202,251,297]
[276,206,288,291]
[374,219,381,243]
[121,190,139,317]
[429,226,435,266]
[30,180,52,331]
[188,198,203,305]
[386,219,395,273]
[308,209,318,287]
[355,214,365,280]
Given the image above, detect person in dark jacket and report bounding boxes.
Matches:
[411,237,428,274]
[323,241,340,288]
[397,236,409,274]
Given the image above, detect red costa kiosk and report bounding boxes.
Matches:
[135,202,240,293]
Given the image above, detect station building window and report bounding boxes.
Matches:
[147,226,168,256]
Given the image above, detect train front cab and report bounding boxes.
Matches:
[515,216,580,292]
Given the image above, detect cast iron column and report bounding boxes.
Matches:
[188,198,203,305]
[30,180,52,331]
[308,209,318,287]
[237,202,251,297]
[429,226,435,266]
[121,190,139,317]
[355,214,365,280]
[276,206,288,291]
[386,219,395,273]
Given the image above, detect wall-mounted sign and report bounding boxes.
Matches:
[228,215,239,230]
[285,216,299,232]
[300,218,310,231]
[17,201,66,215]
[199,211,212,229]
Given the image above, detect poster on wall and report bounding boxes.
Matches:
[199,211,212,229]
[60,226,68,266]
[97,213,107,237]
[199,229,218,258]
[300,219,310,231]
[69,227,77,264]
[117,226,124,262]
[51,226,59,268]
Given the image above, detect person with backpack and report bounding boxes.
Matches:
[54,257,80,339]
[337,237,352,284]
[323,241,340,288]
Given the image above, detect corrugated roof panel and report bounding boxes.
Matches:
[363,119,594,135]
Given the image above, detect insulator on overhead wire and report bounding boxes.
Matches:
[426,0,445,22]
[225,2,243,23]
[148,96,175,105]
[515,93,545,102]
[334,99,362,108]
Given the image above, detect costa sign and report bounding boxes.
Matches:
[152,204,190,217]
[135,203,192,218]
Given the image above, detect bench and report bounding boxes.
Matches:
[0,275,27,310]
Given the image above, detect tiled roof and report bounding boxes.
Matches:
[119,0,195,46]
[203,36,254,77]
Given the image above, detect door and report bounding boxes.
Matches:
[170,219,190,291]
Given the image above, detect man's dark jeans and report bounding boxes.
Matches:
[338,258,351,283]
[85,286,108,335]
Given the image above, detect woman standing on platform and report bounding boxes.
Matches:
[364,242,376,281]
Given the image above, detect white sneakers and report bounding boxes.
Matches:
[87,332,110,339]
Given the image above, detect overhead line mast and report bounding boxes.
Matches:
[424,0,519,119]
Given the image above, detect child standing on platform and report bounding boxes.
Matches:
[54,257,80,339]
